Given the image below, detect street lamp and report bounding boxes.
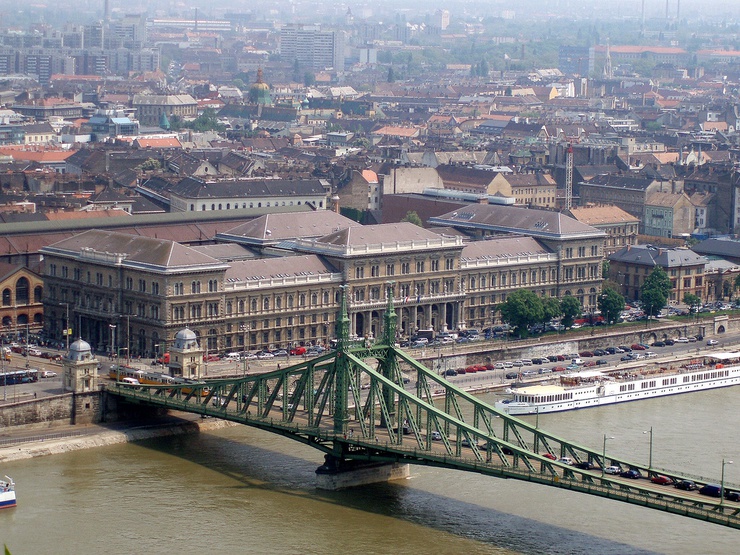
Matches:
[643,427,653,470]
[721,459,733,507]
[602,435,615,477]
[109,324,116,359]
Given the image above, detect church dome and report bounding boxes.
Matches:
[68,338,93,362]
[173,327,199,350]
[249,68,272,106]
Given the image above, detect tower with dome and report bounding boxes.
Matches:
[62,338,99,393]
[168,327,203,379]
[248,68,272,106]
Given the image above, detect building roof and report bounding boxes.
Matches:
[692,238,740,260]
[608,245,707,268]
[224,254,336,282]
[317,222,444,247]
[41,229,228,273]
[218,211,359,245]
[567,205,639,226]
[461,236,550,261]
[169,177,327,200]
[644,191,689,208]
[429,203,604,240]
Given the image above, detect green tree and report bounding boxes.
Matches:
[560,295,582,328]
[498,290,545,337]
[683,293,701,313]
[641,267,672,318]
[542,297,562,322]
[602,259,610,279]
[598,288,625,325]
[401,210,423,227]
[304,72,316,86]
[387,66,396,83]
[139,158,161,171]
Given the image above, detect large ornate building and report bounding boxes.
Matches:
[41,209,604,356]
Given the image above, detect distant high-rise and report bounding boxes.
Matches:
[558,45,595,77]
[280,24,345,71]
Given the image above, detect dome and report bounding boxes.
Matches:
[68,338,93,362]
[173,327,199,350]
[248,68,272,106]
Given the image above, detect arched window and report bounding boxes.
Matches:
[15,277,29,304]
[288,295,294,308]
[34,285,42,303]
[263,298,269,310]
[239,300,245,313]
[1,316,10,327]
[311,293,318,305]
[17,314,28,325]
[275,297,282,309]
[299,294,306,307]
[2,288,10,306]
[251,299,257,312]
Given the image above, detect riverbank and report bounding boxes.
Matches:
[0,413,238,463]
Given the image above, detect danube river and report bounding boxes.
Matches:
[1,386,738,555]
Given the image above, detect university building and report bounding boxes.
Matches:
[41,209,605,356]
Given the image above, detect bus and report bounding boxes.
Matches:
[0,369,39,385]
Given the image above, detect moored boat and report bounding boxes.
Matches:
[0,476,16,508]
[494,352,740,415]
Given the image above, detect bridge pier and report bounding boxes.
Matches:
[315,455,410,490]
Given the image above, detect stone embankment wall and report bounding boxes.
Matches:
[0,392,101,430]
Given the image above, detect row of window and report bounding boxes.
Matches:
[1,279,40,306]
[354,258,455,279]
[564,245,600,258]
[191,200,324,211]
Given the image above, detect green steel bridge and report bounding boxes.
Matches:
[107,293,740,529]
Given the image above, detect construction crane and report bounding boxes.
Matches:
[564,143,573,210]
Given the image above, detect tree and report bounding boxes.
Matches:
[598,288,625,325]
[542,297,562,322]
[498,290,544,337]
[602,260,610,279]
[641,267,672,318]
[401,210,423,227]
[560,295,582,328]
[304,72,316,86]
[387,66,396,83]
[683,293,701,313]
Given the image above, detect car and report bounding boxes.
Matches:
[631,344,646,350]
[619,346,632,352]
[664,339,675,346]
[430,431,442,441]
[444,369,458,376]
[593,349,607,356]
[503,361,514,368]
[505,372,519,380]
[620,355,634,361]
[605,347,618,355]
[461,438,480,448]
[494,362,506,369]
[26,347,42,356]
[557,457,574,465]
[724,490,740,502]
[40,370,57,378]
[542,453,557,460]
[547,355,559,362]
[289,346,307,356]
[273,349,288,357]
[579,351,594,357]
[645,352,657,359]
[675,480,698,491]
[651,341,665,347]
[699,484,723,497]
[566,364,579,371]
[512,360,524,367]
[604,465,622,475]
[620,469,642,479]
[521,370,537,377]
[575,461,595,470]
[595,359,609,365]
[707,339,719,346]
[257,352,274,359]
[651,475,674,485]
[688,336,697,342]
[675,337,689,343]
[305,349,321,356]
[538,367,552,374]
[531,357,546,365]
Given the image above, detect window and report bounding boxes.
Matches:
[323,291,329,304]
[96,273,103,286]
[251,299,258,312]
[401,262,410,275]
[371,265,379,277]
[139,279,146,292]
[431,259,439,272]
[208,279,218,292]
[152,282,159,295]
[191,281,201,294]
[386,263,395,276]
[299,294,306,307]
[311,293,318,305]
[416,260,425,273]
[174,282,183,295]
[445,259,454,270]
[126,277,133,290]
[263,298,269,311]
[578,246,586,257]
[565,248,573,258]
[275,297,282,309]
[355,266,364,279]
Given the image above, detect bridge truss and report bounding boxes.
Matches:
[109,293,740,529]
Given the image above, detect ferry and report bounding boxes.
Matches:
[494,352,740,415]
[0,476,16,509]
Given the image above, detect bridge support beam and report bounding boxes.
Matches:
[315,455,409,490]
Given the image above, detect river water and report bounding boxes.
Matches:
[1,386,739,555]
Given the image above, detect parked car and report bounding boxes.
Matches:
[40,370,57,378]
[724,490,740,502]
[290,346,307,356]
[651,475,674,485]
[593,349,607,356]
[557,457,574,465]
[605,347,618,355]
[620,469,642,479]
[505,372,519,380]
[604,465,622,475]
[257,352,274,359]
[675,480,698,491]
[651,341,665,347]
[707,339,719,346]
[430,431,442,441]
[675,337,689,343]
[631,344,646,350]
[579,351,594,357]
[542,453,557,460]
[595,359,609,365]
[619,345,632,352]
[664,339,675,346]
[444,369,458,377]
[574,461,595,470]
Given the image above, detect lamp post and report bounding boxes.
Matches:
[643,427,653,471]
[721,459,733,507]
[63,302,70,351]
[109,324,116,360]
[240,323,250,376]
[602,434,615,477]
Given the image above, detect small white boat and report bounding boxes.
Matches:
[0,476,16,509]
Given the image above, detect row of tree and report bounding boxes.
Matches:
[498,266,682,337]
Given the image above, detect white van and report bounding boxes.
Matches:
[121,377,140,386]
[223,352,241,361]
[571,358,584,366]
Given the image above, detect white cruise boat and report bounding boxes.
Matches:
[494,352,740,415]
[0,476,16,509]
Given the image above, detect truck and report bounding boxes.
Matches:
[411,329,435,343]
